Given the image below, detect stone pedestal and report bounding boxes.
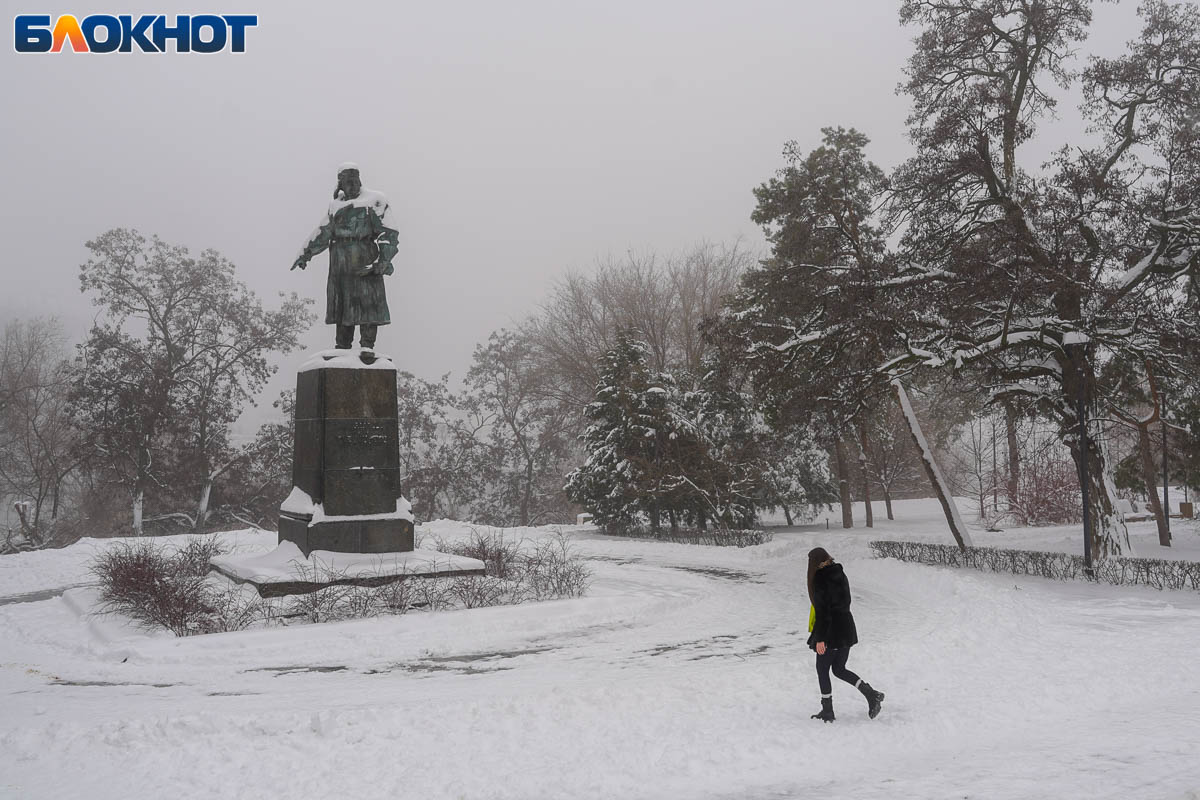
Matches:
[278,350,414,556]
[211,543,486,598]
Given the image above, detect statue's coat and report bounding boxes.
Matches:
[298,189,399,326]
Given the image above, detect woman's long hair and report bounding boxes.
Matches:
[807,547,832,603]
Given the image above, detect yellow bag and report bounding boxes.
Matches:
[808,604,815,633]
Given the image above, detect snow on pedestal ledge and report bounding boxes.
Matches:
[210,541,485,598]
[280,488,415,525]
[298,348,397,372]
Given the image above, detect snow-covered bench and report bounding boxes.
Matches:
[1115,498,1154,522]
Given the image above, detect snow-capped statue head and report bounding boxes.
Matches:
[334,163,362,200]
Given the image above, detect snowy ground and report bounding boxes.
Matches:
[2,500,1199,800]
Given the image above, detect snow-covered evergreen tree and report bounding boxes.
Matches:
[568,336,837,532]
[565,333,677,532]
[671,373,759,529]
[759,423,838,523]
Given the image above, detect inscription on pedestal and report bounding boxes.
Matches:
[336,420,390,447]
[324,420,398,470]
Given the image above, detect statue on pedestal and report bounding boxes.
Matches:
[204,172,490,593]
[291,163,399,356]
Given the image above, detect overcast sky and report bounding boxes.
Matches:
[0,0,1145,431]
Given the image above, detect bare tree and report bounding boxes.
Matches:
[861,403,924,521]
[0,318,80,549]
[466,329,574,527]
[73,229,314,534]
[531,241,754,419]
[396,371,482,522]
[946,413,1001,526]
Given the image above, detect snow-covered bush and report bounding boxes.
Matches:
[433,529,523,579]
[370,578,417,614]
[445,575,514,609]
[282,583,360,624]
[521,535,590,599]
[90,537,262,636]
[434,529,591,600]
[91,529,590,636]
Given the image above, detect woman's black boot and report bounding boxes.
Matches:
[858,682,884,719]
[811,697,835,723]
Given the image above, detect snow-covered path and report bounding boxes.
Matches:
[2,505,1199,799]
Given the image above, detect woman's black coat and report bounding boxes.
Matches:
[807,562,859,651]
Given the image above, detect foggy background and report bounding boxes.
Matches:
[0,0,1143,432]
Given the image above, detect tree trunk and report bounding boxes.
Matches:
[1138,423,1170,546]
[893,381,972,551]
[1062,351,1131,560]
[13,502,37,545]
[1004,400,1021,521]
[195,451,250,531]
[134,441,151,536]
[833,434,853,529]
[782,505,793,526]
[1066,436,1131,559]
[859,427,874,528]
[883,488,894,520]
[133,489,144,536]
[974,420,987,521]
[32,496,44,539]
[520,459,534,527]
[195,479,213,530]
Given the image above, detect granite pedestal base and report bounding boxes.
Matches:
[278,513,415,557]
[210,542,486,598]
[277,349,415,557]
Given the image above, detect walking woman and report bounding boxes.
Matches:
[807,547,884,722]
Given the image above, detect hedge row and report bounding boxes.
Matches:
[869,540,1200,592]
[601,528,773,548]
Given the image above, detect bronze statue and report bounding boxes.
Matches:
[292,164,399,354]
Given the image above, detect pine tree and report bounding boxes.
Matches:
[565,333,677,532]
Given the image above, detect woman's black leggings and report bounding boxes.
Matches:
[815,647,861,695]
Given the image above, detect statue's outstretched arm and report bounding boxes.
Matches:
[292,214,333,270]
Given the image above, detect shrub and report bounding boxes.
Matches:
[283,583,354,624]
[90,529,592,636]
[370,578,416,615]
[90,536,263,635]
[434,529,591,600]
[199,583,265,633]
[436,529,523,579]
[446,574,513,608]
[409,575,451,611]
[522,534,590,599]
[175,537,228,576]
